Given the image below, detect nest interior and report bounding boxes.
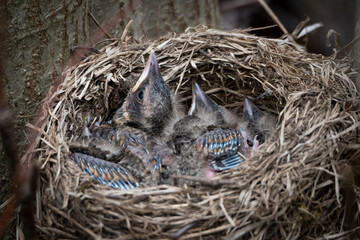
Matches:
[34,27,359,239]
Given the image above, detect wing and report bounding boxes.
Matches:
[71,125,149,161]
[71,152,139,189]
[195,128,245,171]
[88,125,148,154]
[209,154,244,171]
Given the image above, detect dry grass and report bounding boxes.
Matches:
[32,26,359,239]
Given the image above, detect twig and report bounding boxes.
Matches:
[334,35,360,57]
[89,10,112,39]
[258,0,288,35]
[171,221,199,239]
[121,19,133,42]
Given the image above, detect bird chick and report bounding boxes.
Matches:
[71,123,149,161]
[188,81,238,127]
[70,51,184,189]
[70,120,156,189]
[241,97,275,146]
[161,82,247,186]
[113,50,184,137]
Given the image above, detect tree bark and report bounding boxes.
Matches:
[1,0,219,238]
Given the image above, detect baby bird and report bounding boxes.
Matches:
[162,82,247,184]
[112,50,183,137]
[241,97,275,146]
[71,122,149,161]
[70,51,184,189]
[188,81,237,126]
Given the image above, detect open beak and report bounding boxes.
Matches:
[131,50,160,93]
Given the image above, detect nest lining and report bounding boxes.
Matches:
[34,27,359,239]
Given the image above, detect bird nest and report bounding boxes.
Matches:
[34,27,359,239]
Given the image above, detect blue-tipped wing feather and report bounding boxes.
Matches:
[71,152,139,189]
[209,154,243,171]
[195,128,245,171]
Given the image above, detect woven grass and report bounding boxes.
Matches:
[34,26,360,239]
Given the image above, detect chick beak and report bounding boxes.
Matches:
[189,82,219,115]
[244,98,254,120]
[244,97,262,122]
[131,50,160,93]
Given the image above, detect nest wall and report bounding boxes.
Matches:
[34,27,359,239]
